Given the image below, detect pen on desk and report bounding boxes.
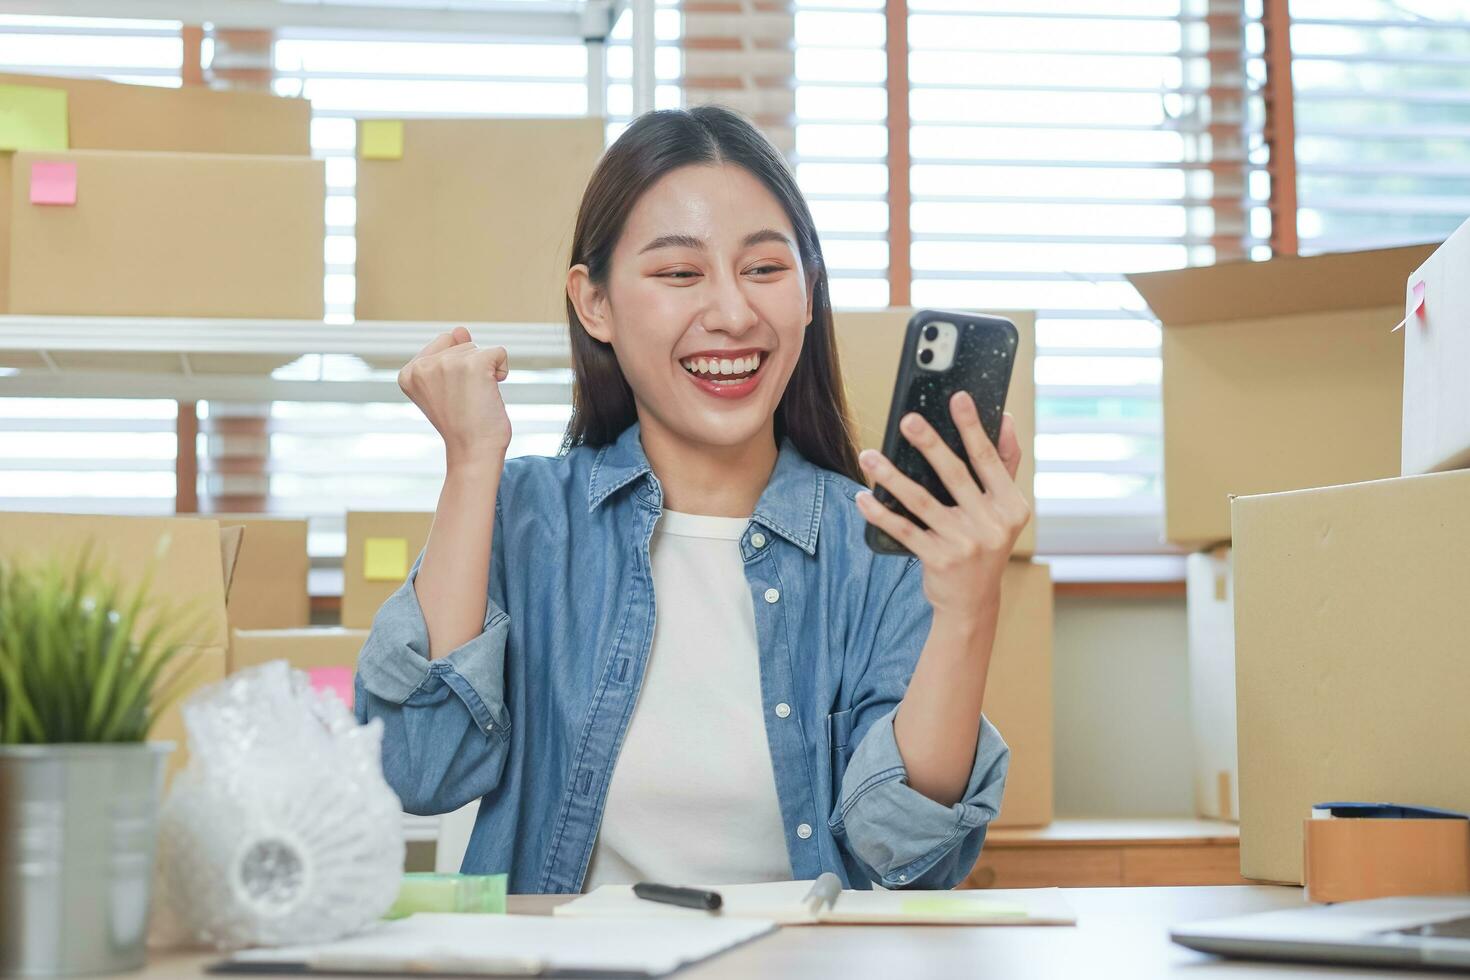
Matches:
[803,872,842,917]
[632,882,723,911]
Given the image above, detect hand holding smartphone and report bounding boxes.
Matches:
[863,310,1019,556]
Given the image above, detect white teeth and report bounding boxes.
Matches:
[679,353,765,377]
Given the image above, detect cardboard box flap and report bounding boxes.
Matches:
[0,512,233,651]
[219,524,245,600]
[1128,244,1439,326]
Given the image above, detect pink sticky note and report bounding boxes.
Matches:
[29,161,76,206]
[308,666,355,709]
[1410,279,1426,316]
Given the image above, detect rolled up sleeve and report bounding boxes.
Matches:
[355,539,513,815]
[830,557,1010,890]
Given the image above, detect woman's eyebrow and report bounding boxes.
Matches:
[638,228,794,254]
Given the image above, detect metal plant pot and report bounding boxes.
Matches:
[0,743,172,977]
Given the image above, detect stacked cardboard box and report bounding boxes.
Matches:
[1229,220,1470,884]
[230,628,370,710]
[1127,244,1434,825]
[834,308,1053,828]
[342,511,436,629]
[353,117,605,328]
[0,72,321,319]
[0,513,244,781]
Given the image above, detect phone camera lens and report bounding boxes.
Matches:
[918,348,935,365]
[922,325,939,342]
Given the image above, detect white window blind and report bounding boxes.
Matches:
[900,0,1266,554]
[1288,0,1470,253]
[794,0,891,309]
[0,14,183,516]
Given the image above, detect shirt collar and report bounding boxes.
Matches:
[587,421,825,556]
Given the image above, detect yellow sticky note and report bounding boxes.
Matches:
[900,897,1028,918]
[0,84,68,151]
[360,120,404,160]
[363,537,409,581]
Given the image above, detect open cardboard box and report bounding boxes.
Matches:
[213,515,311,631]
[0,513,244,781]
[833,308,1037,559]
[1232,468,1470,883]
[1129,244,1436,549]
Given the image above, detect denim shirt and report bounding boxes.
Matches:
[354,421,1009,893]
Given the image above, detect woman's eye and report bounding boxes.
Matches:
[660,271,699,279]
[748,265,786,275]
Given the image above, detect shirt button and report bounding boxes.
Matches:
[764,588,780,604]
[796,823,812,840]
[751,532,766,548]
[775,702,791,719]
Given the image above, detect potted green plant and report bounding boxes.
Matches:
[0,548,199,977]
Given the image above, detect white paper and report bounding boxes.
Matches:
[225,913,775,976]
[557,881,1077,927]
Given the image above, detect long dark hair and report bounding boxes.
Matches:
[560,105,862,484]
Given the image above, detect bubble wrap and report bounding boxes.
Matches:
[151,661,405,950]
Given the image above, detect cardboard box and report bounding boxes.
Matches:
[214,515,311,630]
[3,149,324,317]
[229,628,369,714]
[0,513,243,781]
[230,627,369,673]
[0,71,309,156]
[834,308,1037,558]
[1129,245,1436,548]
[353,117,605,324]
[1185,548,1238,822]
[1402,217,1470,475]
[342,511,435,629]
[1232,468,1470,884]
[986,559,1054,828]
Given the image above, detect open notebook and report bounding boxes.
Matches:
[556,880,1077,927]
[214,914,774,977]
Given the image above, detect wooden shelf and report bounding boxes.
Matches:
[967,818,1247,890]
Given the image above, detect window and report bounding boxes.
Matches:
[1288,0,1470,253]
[0,14,183,516]
[794,0,891,308]
[900,0,1262,554]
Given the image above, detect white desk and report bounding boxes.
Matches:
[131,886,1427,979]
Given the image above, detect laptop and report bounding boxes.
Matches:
[1172,896,1470,971]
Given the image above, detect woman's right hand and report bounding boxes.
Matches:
[398,326,512,469]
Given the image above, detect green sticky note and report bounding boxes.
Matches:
[360,119,404,160]
[900,897,1029,918]
[363,537,409,581]
[0,84,69,151]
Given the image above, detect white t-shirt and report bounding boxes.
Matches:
[582,509,792,890]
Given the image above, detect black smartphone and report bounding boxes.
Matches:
[864,309,1019,556]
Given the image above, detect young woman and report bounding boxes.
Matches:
[355,105,1030,894]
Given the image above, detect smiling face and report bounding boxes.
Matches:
[568,162,814,453]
